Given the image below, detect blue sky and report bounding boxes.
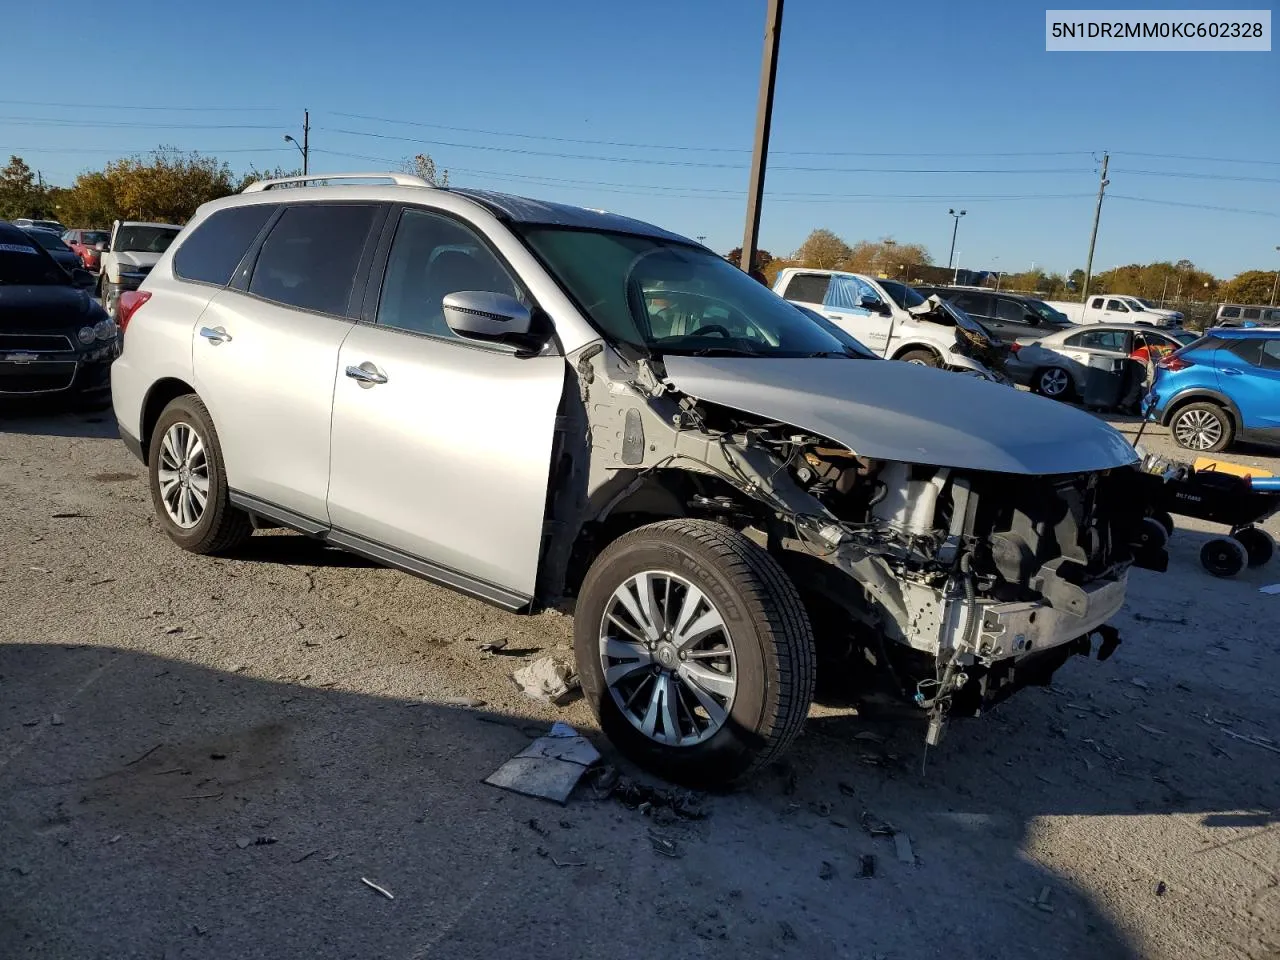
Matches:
[5,0,1277,277]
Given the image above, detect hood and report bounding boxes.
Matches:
[0,284,98,332]
[662,356,1139,476]
[114,251,161,268]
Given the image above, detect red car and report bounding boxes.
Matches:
[62,229,111,272]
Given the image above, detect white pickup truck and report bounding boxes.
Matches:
[1044,295,1182,328]
[97,220,182,319]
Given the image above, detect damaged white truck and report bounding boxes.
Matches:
[111,174,1167,786]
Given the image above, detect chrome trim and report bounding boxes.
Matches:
[0,333,75,354]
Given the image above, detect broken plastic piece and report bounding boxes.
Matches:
[484,724,600,804]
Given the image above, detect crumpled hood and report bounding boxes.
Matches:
[662,356,1139,476]
[114,251,161,268]
[0,284,96,332]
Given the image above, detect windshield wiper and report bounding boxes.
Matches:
[686,346,765,357]
[804,349,861,359]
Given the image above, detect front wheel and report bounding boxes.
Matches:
[574,519,815,787]
[147,394,252,555]
[897,348,940,367]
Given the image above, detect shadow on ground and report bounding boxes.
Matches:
[3,641,1276,960]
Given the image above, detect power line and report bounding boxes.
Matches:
[1109,194,1280,217]
[0,98,287,112]
[6,145,292,155]
[1115,167,1280,184]
[1112,150,1280,167]
[0,115,281,130]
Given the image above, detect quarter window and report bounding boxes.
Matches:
[1260,341,1280,370]
[952,293,992,317]
[376,208,523,340]
[782,273,831,305]
[248,204,378,316]
[174,204,278,287]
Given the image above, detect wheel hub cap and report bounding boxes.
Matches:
[157,421,210,529]
[599,570,737,747]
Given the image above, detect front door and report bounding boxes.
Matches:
[822,274,889,353]
[326,206,566,603]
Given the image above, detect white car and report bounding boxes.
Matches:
[774,268,1009,380]
[110,172,1163,785]
[98,220,182,318]
[1045,295,1182,328]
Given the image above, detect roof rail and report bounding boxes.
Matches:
[241,172,432,193]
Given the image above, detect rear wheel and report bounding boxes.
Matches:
[898,348,939,367]
[1036,366,1073,400]
[1171,402,1232,452]
[147,394,251,555]
[574,519,815,787]
[1233,527,1275,567]
[1201,538,1247,578]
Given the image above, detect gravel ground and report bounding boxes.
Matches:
[1,402,1277,960]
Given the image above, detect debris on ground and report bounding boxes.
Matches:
[125,743,161,766]
[235,836,277,849]
[50,713,63,726]
[511,657,578,704]
[589,765,707,820]
[1155,881,1168,896]
[819,860,836,880]
[779,920,798,942]
[1033,886,1055,912]
[526,818,550,837]
[444,696,486,708]
[853,731,887,744]
[1130,677,1151,691]
[894,833,915,865]
[360,877,394,900]
[1137,723,1167,737]
[1133,613,1189,625]
[859,854,876,878]
[649,833,682,859]
[484,722,600,804]
[860,811,896,837]
[1221,729,1280,755]
[1258,584,1280,595]
[477,639,507,654]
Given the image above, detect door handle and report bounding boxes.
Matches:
[345,363,388,385]
[1222,368,1242,376]
[199,326,231,344]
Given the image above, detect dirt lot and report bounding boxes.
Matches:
[1,404,1278,960]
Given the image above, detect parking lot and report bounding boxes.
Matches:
[1,405,1278,960]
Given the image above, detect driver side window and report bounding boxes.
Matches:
[825,275,878,312]
[377,208,523,341]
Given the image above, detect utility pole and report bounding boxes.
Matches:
[284,109,311,177]
[946,209,966,270]
[739,0,784,274]
[1270,245,1280,307]
[1080,152,1109,303]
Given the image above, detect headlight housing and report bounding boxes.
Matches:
[94,318,117,340]
[77,325,95,344]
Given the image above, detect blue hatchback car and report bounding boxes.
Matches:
[1146,327,1280,452]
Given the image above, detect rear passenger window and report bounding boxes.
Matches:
[782,273,831,304]
[249,204,378,316]
[1261,341,1280,369]
[376,208,523,340]
[173,204,278,287]
[1225,338,1264,365]
[1243,308,1262,320]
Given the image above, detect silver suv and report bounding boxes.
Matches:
[112,173,1162,785]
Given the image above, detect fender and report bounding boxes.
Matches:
[1159,387,1243,427]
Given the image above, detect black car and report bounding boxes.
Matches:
[0,221,118,405]
[914,286,1074,343]
[19,226,83,275]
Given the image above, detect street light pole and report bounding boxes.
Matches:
[952,252,962,285]
[946,209,966,270]
[284,109,310,176]
[739,0,784,273]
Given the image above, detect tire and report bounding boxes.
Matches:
[1136,516,1169,551]
[1170,402,1232,453]
[1233,527,1275,567]
[1153,510,1175,538]
[1035,366,1074,400]
[898,348,939,367]
[100,277,118,319]
[574,519,815,787]
[1200,537,1247,578]
[147,394,252,555]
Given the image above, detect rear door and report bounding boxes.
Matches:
[191,201,385,522]
[950,291,999,335]
[325,205,566,604]
[1218,337,1280,434]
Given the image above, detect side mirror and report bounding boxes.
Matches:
[442,291,533,343]
[859,296,889,314]
[71,268,96,289]
[94,241,108,252]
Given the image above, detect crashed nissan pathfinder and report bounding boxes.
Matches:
[111,174,1163,785]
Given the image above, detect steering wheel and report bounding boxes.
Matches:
[689,323,731,338]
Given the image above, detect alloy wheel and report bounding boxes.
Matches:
[1174,409,1223,450]
[157,421,210,528]
[1039,367,1070,397]
[598,570,737,747]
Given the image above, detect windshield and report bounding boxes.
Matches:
[24,230,68,252]
[1135,297,1157,308]
[1123,298,1148,312]
[1027,299,1072,324]
[519,227,863,358]
[82,230,109,244]
[876,279,925,310]
[114,225,180,253]
[0,239,69,285]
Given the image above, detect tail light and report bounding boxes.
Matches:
[1008,342,1021,354]
[117,290,151,332]
[1158,354,1194,372]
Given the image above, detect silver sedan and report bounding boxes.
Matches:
[1006,323,1198,400]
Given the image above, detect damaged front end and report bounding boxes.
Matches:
[908,295,1013,386]
[555,345,1163,749]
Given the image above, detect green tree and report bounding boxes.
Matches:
[844,237,931,276]
[59,148,239,225]
[795,228,851,270]
[400,153,449,187]
[0,155,40,220]
[1220,269,1278,304]
[725,247,774,270]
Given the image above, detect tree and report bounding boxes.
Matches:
[0,155,40,220]
[1220,269,1278,305]
[725,247,774,270]
[843,237,931,276]
[401,153,449,187]
[58,148,239,225]
[235,165,304,192]
[795,228,851,270]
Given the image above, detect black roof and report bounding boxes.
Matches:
[450,189,697,246]
[0,220,39,245]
